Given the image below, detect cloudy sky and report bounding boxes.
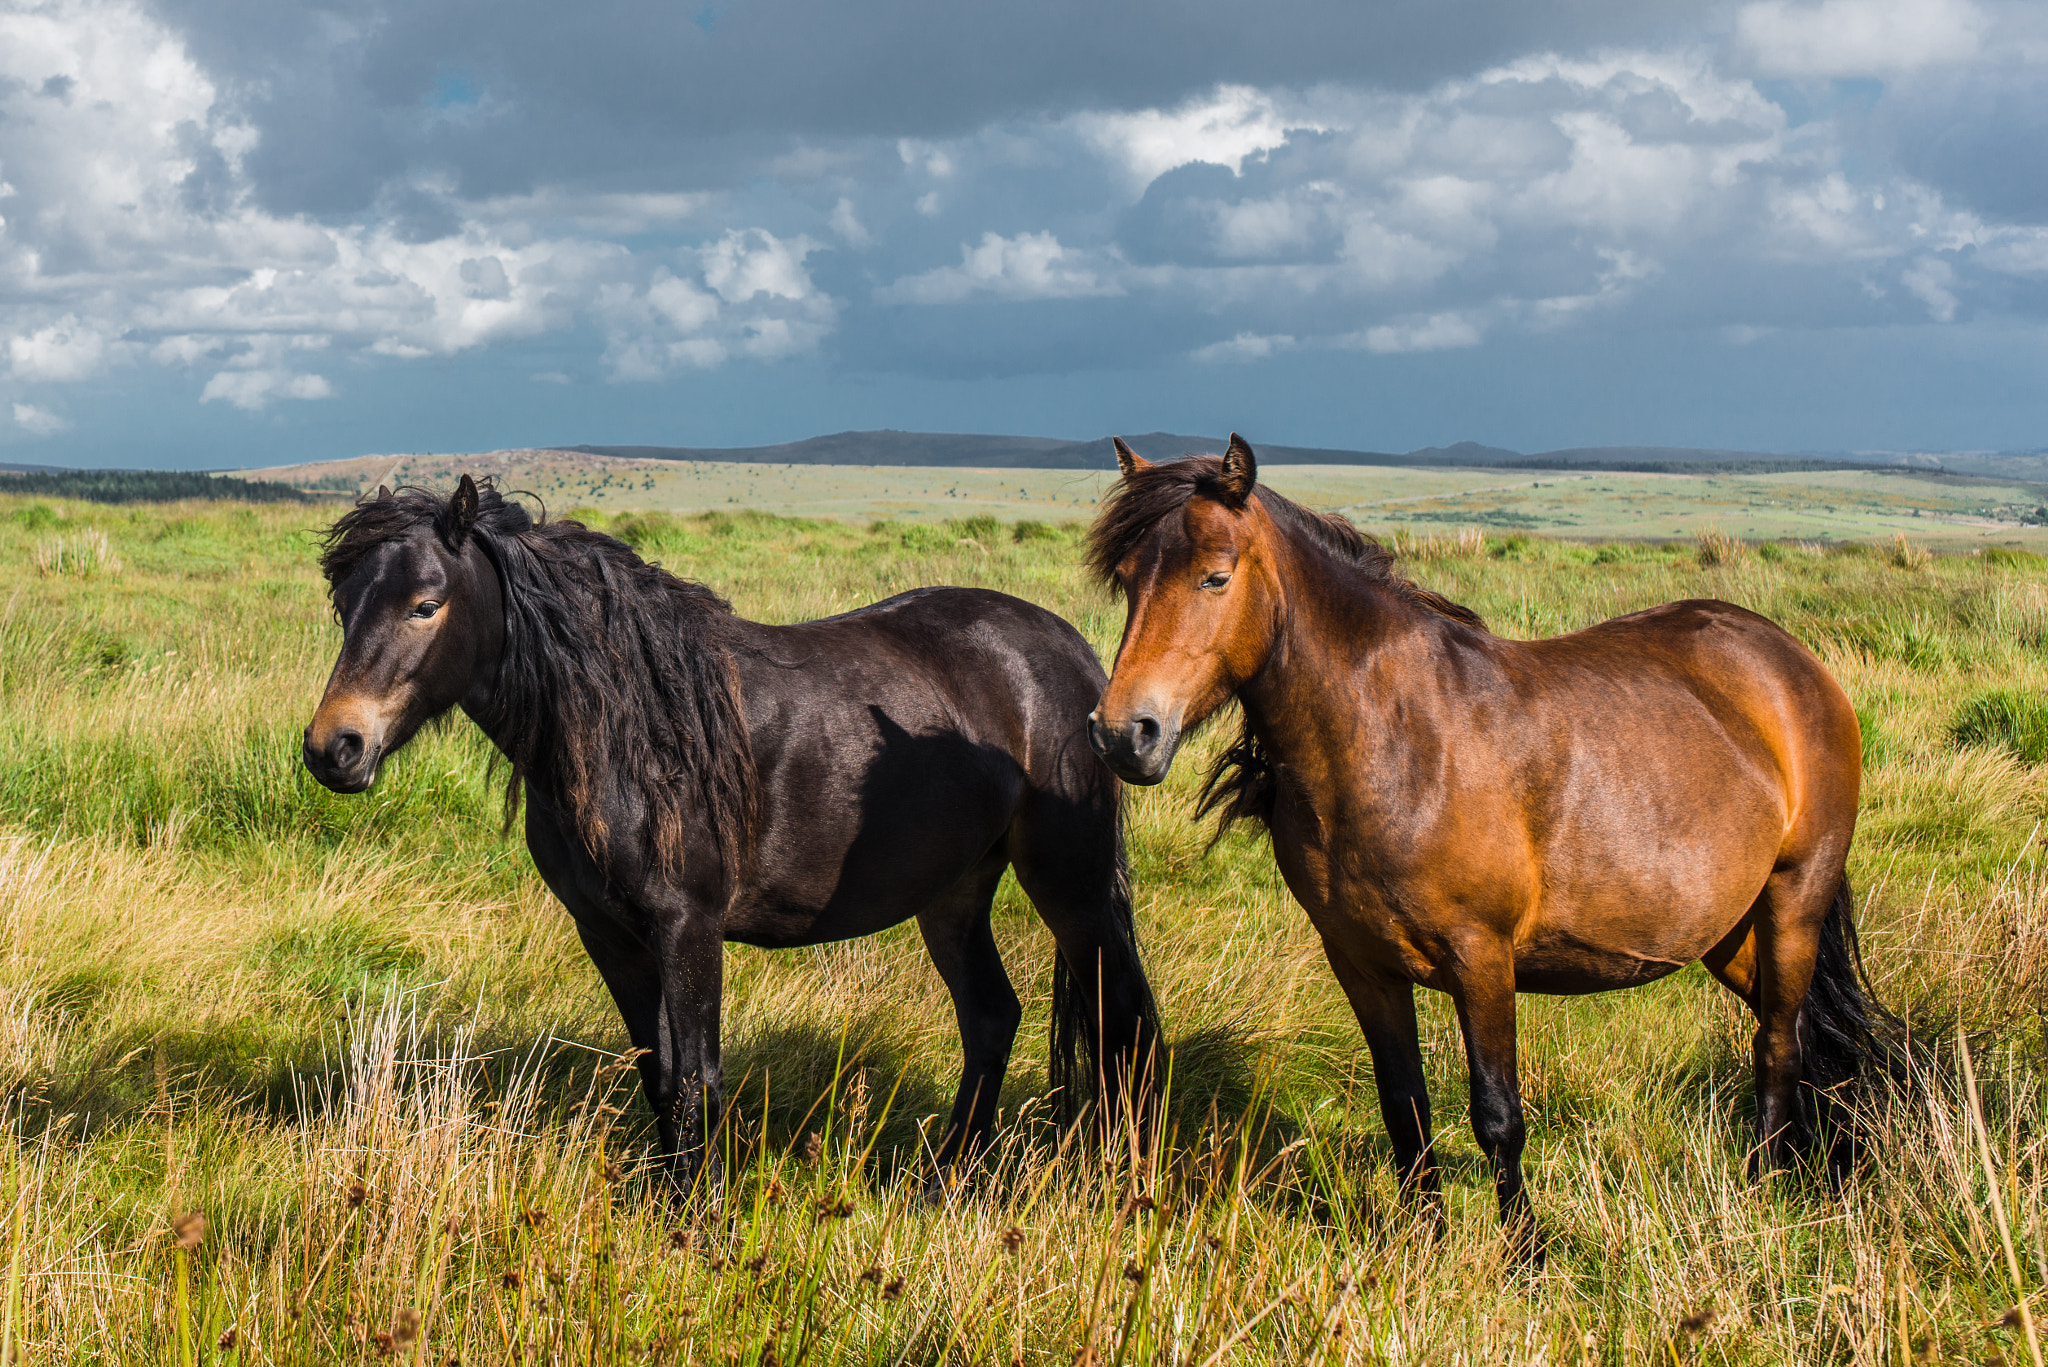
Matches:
[1,0,2045,466]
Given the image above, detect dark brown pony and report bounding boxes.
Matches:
[1086,436,1882,1257]
[304,477,1157,1197]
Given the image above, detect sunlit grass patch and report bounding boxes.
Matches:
[0,493,2037,1359]
[1948,688,2048,765]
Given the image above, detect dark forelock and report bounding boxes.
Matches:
[1086,455,1484,628]
[318,481,534,589]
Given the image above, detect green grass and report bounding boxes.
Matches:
[1948,690,2048,765]
[0,496,2045,1362]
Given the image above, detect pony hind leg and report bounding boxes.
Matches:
[1718,870,1874,1181]
[1722,865,1845,1175]
[916,851,1022,1192]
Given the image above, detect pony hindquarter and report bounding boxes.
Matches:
[303,478,1157,1198]
[1086,435,1884,1259]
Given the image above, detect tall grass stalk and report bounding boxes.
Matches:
[0,496,2041,1356]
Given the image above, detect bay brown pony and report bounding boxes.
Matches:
[303,477,1157,1198]
[1086,436,1882,1257]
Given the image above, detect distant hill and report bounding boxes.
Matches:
[554,430,2040,475]
[558,430,1414,470]
[1921,451,2048,481]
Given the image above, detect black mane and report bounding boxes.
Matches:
[320,482,758,891]
[1086,454,1483,840]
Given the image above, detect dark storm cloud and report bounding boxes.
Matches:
[6,0,2048,457]
[153,0,1730,217]
[1876,65,2048,222]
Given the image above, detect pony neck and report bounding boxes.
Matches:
[457,521,757,888]
[1237,525,1460,764]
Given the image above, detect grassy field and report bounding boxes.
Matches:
[0,493,2045,1362]
[250,449,2048,551]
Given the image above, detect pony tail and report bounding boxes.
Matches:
[1049,950,1079,1121]
[1049,803,1160,1123]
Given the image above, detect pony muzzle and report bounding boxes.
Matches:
[303,708,388,793]
[1087,705,1181,786]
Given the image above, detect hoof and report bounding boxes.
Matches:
[922,1162,969,1207]
[659,1160,725,1216]
[1504,1219,1545,1270]
[1408,1196,1448,1246]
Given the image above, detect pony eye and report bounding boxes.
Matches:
[410,600,442,620]
[1200,572,1232,591]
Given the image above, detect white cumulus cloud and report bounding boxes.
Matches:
[597,230,834,380]
[1075,85,1317,190]
[1350,313,1487,354]
[10,402,70,435]
[8,319,110,382]
[878,232,1121,304]
[200,370,333,411]
[1192,332,1296,363]
[1737,0,1985,75]
[0,0,840,420]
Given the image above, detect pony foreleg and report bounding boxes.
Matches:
[1324,951,1441,1213]
[655,912,726,1206]
[1448,957,1540,1264]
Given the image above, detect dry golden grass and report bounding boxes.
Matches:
[0,495,2036,1361]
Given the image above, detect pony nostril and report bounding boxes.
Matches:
[1131,714,1162,751]
[331,729,364,769]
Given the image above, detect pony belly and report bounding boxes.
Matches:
[1512,943,1690,995]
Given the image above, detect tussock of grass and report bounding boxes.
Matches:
[1390,525,1484,561]
[1948,689,2048,764]
[33,526,121,578]
[0,494,2041,1358]
[1694,526,1744,567]
[1884,531,1934,571]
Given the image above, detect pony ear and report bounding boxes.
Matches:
[375,484,393,501]
[1218,433,1257,507]
[444,474,481,546]
[1111,436,1152,479]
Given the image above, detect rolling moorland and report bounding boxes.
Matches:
[248,448,2048,551]
[0,492,2043,1361]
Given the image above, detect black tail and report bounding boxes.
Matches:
[1798,876,1902,1170]
[1049,814,1161,1123]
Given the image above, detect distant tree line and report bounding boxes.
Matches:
[0,469,310,503]
[1498,458,1885,476]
